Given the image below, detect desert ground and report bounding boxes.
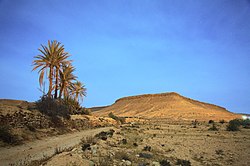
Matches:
[0,94,249,166]
[1,119,249,166]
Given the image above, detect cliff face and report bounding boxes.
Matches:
[93,92,241,121]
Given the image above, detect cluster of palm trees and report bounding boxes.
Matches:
[32,40,86,103]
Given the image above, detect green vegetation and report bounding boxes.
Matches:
[227,119,241,131]
[226,119,250,131]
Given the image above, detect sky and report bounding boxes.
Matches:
[0,0,250,114]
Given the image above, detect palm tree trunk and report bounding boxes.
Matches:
[54,68,59,99]
[48,67,53,98]
[59,82,64,99]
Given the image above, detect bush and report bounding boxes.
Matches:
[208,123,218,131]
[114,151,131,161]
[143,145,152,151]
[0,125,20,145]
[73,107,91,115]
[95,129,115,140]
[219,119,226,124]
[108,112,126,124]
[227,119,241,131]
[208,120,214,124]
[159,159,171,166]
[36,95,71,119]
[63,96,81,113]
[176,159,191,166]
[241,119,250,129]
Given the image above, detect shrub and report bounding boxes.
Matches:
[72,107,91,115]
[114,151,131,161]
[227,119,241,131]
[241,119,250,129]
[215,149,224,155]
[176,159,191,166]
[159,159,171,166]
[108,112,126,124]
[0,125,20,145]
[95,129,115,140]
[36,95,70,119]
[122,138,127,144]
[133,143,138,147]
[208,120,214,124]
[143,145,152,151]
[208,123,218,131]
[219,119,226,124]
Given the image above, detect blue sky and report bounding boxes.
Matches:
[0,0,250,114]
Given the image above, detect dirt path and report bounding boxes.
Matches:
[0,127,113,166]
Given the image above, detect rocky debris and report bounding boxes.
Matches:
[119,159,132,166]
[44,152,94,166]
[139,153,153,159]
[152,161,161,166]
[0,111,51,129]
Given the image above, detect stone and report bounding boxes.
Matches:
[124,160,132,166]
[91,145,97,155]
[139,153,153,159]
[152,161,160,166]
[89,160,95,166]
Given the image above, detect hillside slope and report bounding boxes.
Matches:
[93,92,241,121]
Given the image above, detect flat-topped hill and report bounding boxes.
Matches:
[93,92,241,121]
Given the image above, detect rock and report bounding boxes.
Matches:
[125,160,132,166]
[91,145,97,155]
[139,153,153,159]
[152,161,160,166]
[89,160,95,166]
[119,160,132,166]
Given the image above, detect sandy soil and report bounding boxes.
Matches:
[0,127,113,166]
[40,119,250,166]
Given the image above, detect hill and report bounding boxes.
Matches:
[93,92,241,121]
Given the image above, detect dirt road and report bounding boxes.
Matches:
[0,127,113,166]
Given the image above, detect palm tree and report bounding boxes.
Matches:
[32,40,71,98]
[59,64,77,99]
[70,81,87,103]
[53,46,72,99]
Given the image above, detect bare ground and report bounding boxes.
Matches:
[39,119,250,166]
[1,120,250,166]
[0,127,112,166]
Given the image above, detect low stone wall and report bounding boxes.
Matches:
[0,111,51,129]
